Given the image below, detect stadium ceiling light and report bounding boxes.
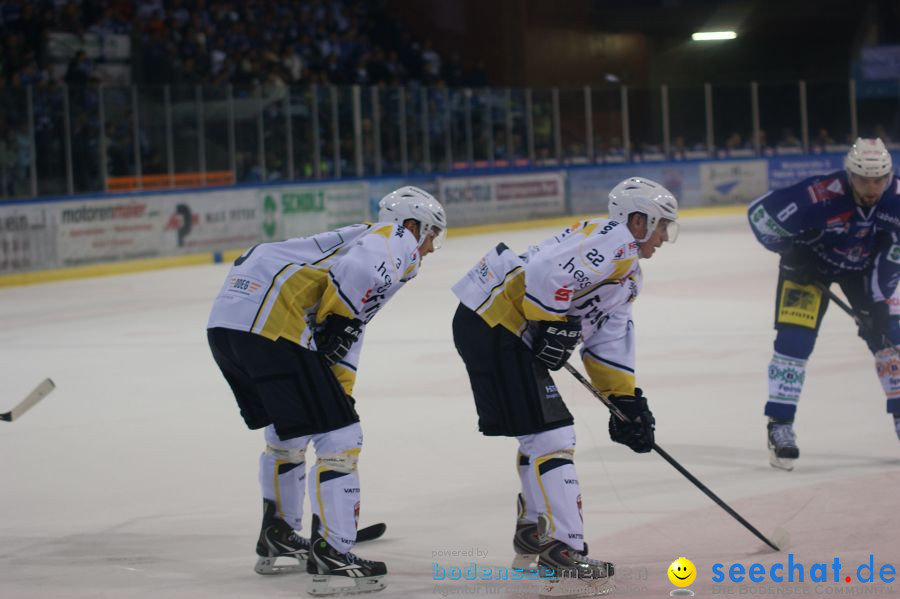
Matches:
[691,31,737,41]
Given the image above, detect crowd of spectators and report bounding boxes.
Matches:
[0,0,495,196]
[1,0,490,92]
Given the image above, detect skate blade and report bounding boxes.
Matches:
[511,553,538,573]
[540,576,614,597]
[254,555,307,575]
[768,451,795,471]
[307,574,387,596]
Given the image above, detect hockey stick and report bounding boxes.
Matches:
[813,282,898,352]
[0,378,55,423]
[562,363,781,552]
[357,522,386,543]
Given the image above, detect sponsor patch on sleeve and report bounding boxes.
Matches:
[227,275,264,297]
[887,244,900,265]
[750,205,789,237]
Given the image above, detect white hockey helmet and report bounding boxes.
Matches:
[607,177,679,243]
[378,185,448,249]
[845,137,893,178]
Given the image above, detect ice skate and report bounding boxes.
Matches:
[767,418,799,471]
[254,498,311,575]
[535,514,614,597]
[894,413,900,442]
[512,493,543,572]
[306,514,387,596]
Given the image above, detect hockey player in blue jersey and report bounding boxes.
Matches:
[748,138,900,470]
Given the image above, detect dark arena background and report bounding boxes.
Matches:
[1,1,898,597]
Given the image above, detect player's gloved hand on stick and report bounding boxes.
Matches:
[857,301,892,338]
[608,388,655,453]
[530,318,582,371]
[779,246,818,285]
[314,315,363,365]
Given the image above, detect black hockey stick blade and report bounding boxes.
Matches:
[562,363,781,552]
[357,522,386,543]
[1,378,56,423]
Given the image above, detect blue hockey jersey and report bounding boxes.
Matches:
[748,170,900,302]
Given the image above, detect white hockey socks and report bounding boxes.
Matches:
[765,352,807,421]
[309,422,364,555]
[875,348,900,411]
[517,452,541,523]
[260,425,308,530]
[517,426,584,552]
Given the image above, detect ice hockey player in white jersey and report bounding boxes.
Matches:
[207,186,446,595]
[452,177,678,597]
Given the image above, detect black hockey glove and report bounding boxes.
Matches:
[530,318,582,371]
[779,247,818,285]
[314,315,363,365]
[857,301,892,340]
[608,388,655,454]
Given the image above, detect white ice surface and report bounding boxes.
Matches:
[1,213,898,598]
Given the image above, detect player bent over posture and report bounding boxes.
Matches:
[748,138,900,471]
[207,186,446,595]
[452,178,678,596]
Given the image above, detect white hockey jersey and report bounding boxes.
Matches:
[208,222,422,394]
[452,218,641,396]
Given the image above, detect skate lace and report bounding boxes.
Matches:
[574,552,608,567]
[771,423,797,447]
[345,551,374,566]
[571,551,612,578]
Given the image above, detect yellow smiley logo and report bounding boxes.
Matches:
[668,557,696,587]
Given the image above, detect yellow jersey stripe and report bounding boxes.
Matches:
[583,355,635,396]
[259,268,328,342]
[330,363,357,397]
[474,266,523,313]
[251,263,297,332]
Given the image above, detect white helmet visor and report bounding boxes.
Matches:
[661,218,679,243]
